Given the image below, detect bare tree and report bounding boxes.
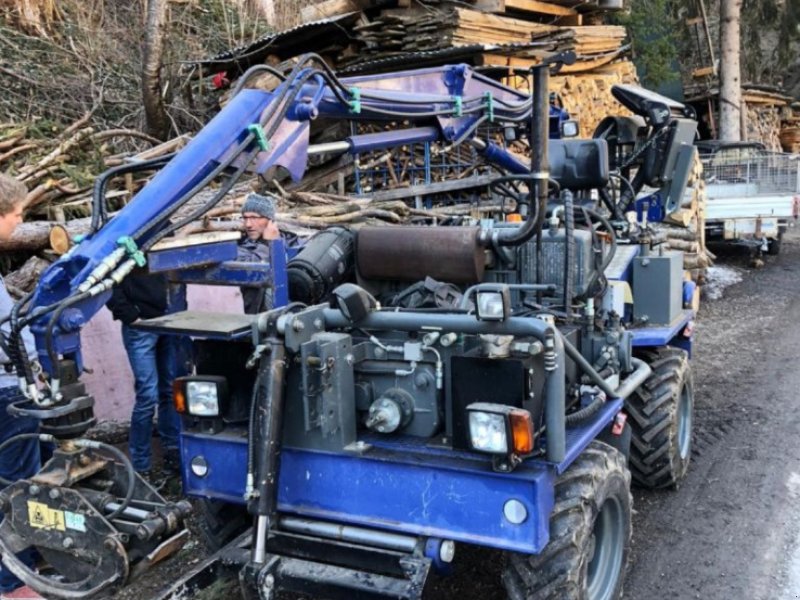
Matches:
[719,0,742,141]
[142,0,170,141]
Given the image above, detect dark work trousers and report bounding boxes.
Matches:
[0,386,40,592]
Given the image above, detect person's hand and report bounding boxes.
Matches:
[262,220,280,241]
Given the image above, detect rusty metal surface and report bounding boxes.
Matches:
[356,226,484,284]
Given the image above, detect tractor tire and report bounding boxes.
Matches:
[502,442,632,600]
[625,347,694,489]
[196,498,250,551]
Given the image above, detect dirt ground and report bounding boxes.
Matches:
[109,227,800,600]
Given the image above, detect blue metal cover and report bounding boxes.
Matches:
[181,432,555,553]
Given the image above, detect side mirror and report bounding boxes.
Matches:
[560,120,580,138]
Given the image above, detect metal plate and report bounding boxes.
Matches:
[134,311,255,340]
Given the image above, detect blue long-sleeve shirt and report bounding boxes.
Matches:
[0,275,36,389]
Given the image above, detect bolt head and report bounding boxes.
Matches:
[28,485,40,496]
[62,537,74,549]
[49,489,61,500]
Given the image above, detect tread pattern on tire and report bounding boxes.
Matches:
[502,441,632,600]
[625,347,693,489]
[196,498,249,552]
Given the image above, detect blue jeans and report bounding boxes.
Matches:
[0,387,40,592]
[121,325,180,472]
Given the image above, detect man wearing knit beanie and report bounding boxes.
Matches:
[237,192,291,314]
[241,192,279,242]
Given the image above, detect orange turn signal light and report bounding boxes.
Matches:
[173,380,186,414]
[509,409,534,455]
[507,213,523,223]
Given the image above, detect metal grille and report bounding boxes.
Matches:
[700,152,800,196]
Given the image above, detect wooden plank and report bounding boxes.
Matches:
[505,0,578,16]
[301,0,365,23]
[692,66,715,78]
[472,0,506,11]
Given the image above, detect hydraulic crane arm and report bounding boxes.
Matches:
[11,55,544,405]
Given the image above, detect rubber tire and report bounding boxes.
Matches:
[767,231,783,256]
[503,442,632,600]
[625,347,694,489]
[195,498,250,551]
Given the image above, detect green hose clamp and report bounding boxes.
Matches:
[452,95,463,117]
[349,87,362,114]
[117,236,146,268]
[247,124,270,151]
[485,92,495,122]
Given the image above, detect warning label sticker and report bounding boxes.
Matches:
[64,511,86,532]
[27,501,66,531]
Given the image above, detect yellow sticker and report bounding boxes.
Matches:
[27,501,66,531]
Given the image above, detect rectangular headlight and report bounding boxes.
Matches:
[476,287,510,322]
[174,376,228,418]
[469,409,509,453]
[467,402,534,456]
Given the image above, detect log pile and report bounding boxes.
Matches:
[660,151,713,284]
[745,104,783,152]
[0,120,188,222]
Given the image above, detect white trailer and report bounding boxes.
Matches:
[702,151,799,254]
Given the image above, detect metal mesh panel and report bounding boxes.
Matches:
[700,152,800,196]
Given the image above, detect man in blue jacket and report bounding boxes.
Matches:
[0,174,42,600]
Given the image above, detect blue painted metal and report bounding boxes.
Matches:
[182,429,555,554]
[179,383,623,555]
[348,127,439,154]
[556,399,623,474]
[634,191,667,223]
[630,309,693,347]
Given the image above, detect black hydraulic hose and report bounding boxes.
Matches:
[44,292,91,378]
[618,168,646,210]
[90,154,175,233]
[495,65,549,248]
[598,188,625,222]
[565,395,604,426]
[77,439,136,521]
[563,190,574,319]
[0,433,54,485]
[246,354,269,495]
[231,64,287,97]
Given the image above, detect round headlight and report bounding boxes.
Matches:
[190,455,209,478]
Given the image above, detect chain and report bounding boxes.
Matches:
[619,127,670,171]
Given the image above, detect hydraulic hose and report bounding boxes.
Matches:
[73,439,136,521]
[91,154,175,233]
[563,190,574,318]
[0,433,55,486]
[494,65,550,248]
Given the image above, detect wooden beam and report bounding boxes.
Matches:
[300,0,365,23]
[692,66,715,78]
[505,0,579,16]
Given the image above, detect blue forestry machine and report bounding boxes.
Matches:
[0,54,698,600]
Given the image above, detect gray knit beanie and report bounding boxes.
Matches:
[242,192,276,220]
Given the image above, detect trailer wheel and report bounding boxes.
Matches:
[196,499,250,551]
[502,442,631,600]
[626,347,693,489]
[767,231,783,256]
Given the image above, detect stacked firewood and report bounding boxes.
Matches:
[659,152,713,285]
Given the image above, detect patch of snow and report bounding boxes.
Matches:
[704,266,744,300]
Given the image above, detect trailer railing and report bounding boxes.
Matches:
[700,152,800,196]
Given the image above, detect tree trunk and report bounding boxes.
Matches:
[0,218,93,252]
[142,0,170,141]
[719,0,742,141]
